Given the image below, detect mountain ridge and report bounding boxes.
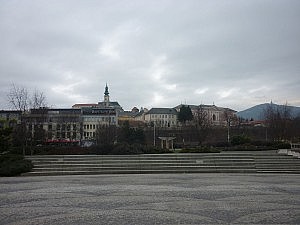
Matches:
[237,103,300,120]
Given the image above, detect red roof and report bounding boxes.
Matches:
[72,103,98,108]
[46,139,79,143]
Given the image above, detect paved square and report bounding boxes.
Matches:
[0,174,300,224]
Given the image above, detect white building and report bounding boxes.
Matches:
[144,108,178,127]
[81,84,119,141]
[175,104,236,126]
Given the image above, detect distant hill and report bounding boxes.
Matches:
[237,103,300,120]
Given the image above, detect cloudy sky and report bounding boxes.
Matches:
[0,0,299,111]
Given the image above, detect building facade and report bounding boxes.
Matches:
[0,110,22,128]
[144,108,178,128]
[175,104,237,126]
[81,108,117,141]
[23,108,82,145]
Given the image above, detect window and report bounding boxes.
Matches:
[47,132,52,139]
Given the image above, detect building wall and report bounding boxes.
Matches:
[82,114,117,140]
[23,109,82,143]
[144,113,178,127]
[81,108,118,141]
[0,110,22,128]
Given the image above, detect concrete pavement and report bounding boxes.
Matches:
[0,174,300,224]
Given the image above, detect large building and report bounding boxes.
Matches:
[0,110,22,128]
[175,104,237,126]
[79,84,120,142]
[144,108,178,128]
[23,108,82,145]
[22,84,121,145]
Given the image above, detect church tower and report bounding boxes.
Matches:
[104,83,110,106]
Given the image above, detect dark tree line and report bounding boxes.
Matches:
[96,121,145,145]
[264,103,293,141]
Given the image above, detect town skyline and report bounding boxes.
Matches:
[1,0,299,111]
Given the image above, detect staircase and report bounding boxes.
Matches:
[24,150,300,176]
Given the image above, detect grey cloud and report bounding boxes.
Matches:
[0,0,300,111]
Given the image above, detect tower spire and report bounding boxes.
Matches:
[104,83,110,106]
[104,83,109,96]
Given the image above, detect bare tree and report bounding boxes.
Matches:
[30,89,47,109]
[194,105,211,144]
[96,125,117,145]
[7,83,47,111]
[223,108,237,143]
[264,102,292,141]
[7,83,29,112]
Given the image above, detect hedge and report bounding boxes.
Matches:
[0,154,33,176]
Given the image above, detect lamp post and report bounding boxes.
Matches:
[153,122,156,146]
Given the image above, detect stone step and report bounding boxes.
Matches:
[31,164,256,171]
[26,168,258,176]
[24,151,300,176]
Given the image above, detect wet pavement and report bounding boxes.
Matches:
[0,174,300,224]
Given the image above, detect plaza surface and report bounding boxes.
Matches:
[0,174,300,224]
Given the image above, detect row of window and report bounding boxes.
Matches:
[83,116,116,122]
[28,124,78,131]
[151,114,175,119]
[83,124,97,130]
[152,120,176,127]
[83,132,96,138]
[47,131,78,139]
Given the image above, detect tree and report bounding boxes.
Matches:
[194,105,211,144]
[118,121,145,144]
[264,102,292,141]
[178,105,193,125]
[95,125,117,145]
[7,83,47,111]
[0,127,13,153]
[7,84,29,112]
[223,108,237,143]
[30,89,47,109]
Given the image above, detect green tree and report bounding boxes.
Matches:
[119,121,145,144]
[178,105,193,125]
[0,127,13,153]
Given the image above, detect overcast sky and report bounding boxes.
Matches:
[0,0,299,111]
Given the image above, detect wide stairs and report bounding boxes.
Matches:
[24,150,300,176]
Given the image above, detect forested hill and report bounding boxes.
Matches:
[237,103,300,120]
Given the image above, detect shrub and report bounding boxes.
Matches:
[272,142,291,149]
[93,143,172,155]
[212,142,231,148]
[0,154,33,176]
[231,135,251,146]
[180,147,221,153]
[250,140,273,147]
